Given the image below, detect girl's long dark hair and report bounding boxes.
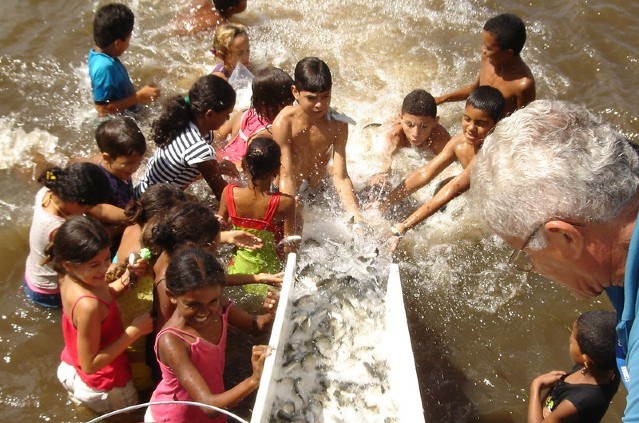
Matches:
[151,75,236,148]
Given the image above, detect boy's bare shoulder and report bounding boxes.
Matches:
[273,105,297,124]
[432,123,451,143]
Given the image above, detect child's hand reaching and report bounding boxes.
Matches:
[249,345,273,383]
[256,272,283,287]
[531,370,566,391]
[218,159,240,178]
[220,230,263,250]
[129,311,154,338]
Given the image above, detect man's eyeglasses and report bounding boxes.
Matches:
[508,220,585,272]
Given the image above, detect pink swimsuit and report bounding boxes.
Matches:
[148,305,231,423]
[220,108,271,163]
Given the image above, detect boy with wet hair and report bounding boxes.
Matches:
[383,86,505,246]
[85,117,147,240]
[89,3,160,116]
[370,89,451,185]
[94,117,146,209]
[177,0,247,34]
[272,56,363,223]
[435,13,535,115]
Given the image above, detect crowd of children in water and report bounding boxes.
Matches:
[21,1,621,421]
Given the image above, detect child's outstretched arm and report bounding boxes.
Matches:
[272,112,297,197]
[87,203,127,225]
[435,76,479,105]
[95,85,161,116]
[331,122,363,223]
[224,272,283,288]
[527,370,577,423]
[197,160,228,200]
[382,137,458,209]
[227,297,276,335]
[157,330,272,417]
[74,298,153,374]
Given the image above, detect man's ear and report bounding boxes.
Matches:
[291,85,300,100]
[102,152,113,164]
[544,220,585,259]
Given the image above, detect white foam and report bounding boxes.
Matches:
[0,117,66,170]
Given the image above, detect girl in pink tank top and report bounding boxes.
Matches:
[218,67,295,168]
[50,216,153,413]
[145,248,276,422]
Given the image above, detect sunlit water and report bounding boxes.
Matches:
[1,0,637,421]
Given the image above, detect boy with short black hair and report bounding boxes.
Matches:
[435,13,535,116]
[89,3,160,116]
[371,89,451,185]
[383,86,505,245]
[95,116,146,208]
[82,117,147,241]
[272,56,363,223]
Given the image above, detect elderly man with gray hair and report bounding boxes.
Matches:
[470,99,639,420]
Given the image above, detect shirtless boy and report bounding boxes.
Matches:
[176,0,247,34]
[435,13,535,115]
[382,86,505,245]
[272,57,363,223]
[370,89,450,186]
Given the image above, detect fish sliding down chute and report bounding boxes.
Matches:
[251,250,424,422]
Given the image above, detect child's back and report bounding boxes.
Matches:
[219,138,296,290]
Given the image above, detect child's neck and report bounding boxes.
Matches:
[249,178,272,193]
[94,45,118,58]
[42,191,70,218]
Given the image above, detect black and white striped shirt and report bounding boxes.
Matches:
[136,122,215,195]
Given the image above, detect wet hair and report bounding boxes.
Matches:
[124,183,187,225]
[575,310,617,371]
[252,67,294,121]
[93,3,135,49]
[401,89,437,118]
[466,86,506,123]
[143,201,220,255]
[95,116,146,158]
[151,75,236,148]
[483,13,527,56]
[212,22,248,60]
[213,0,246,14]
[165,247,225,296]
[294,57,332,93]
[38,162,111,206]
[45,215,110,275]
[243,137,281,184]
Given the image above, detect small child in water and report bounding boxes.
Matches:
[368,89,451,190]
[217,66,294,168]
[528,310,620,422]
[218,137,297,296]
[24,163,110,308]
[51,216,153,413]
[144,247,273,422]
[88,117,147,242]
[211,22,250,79]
